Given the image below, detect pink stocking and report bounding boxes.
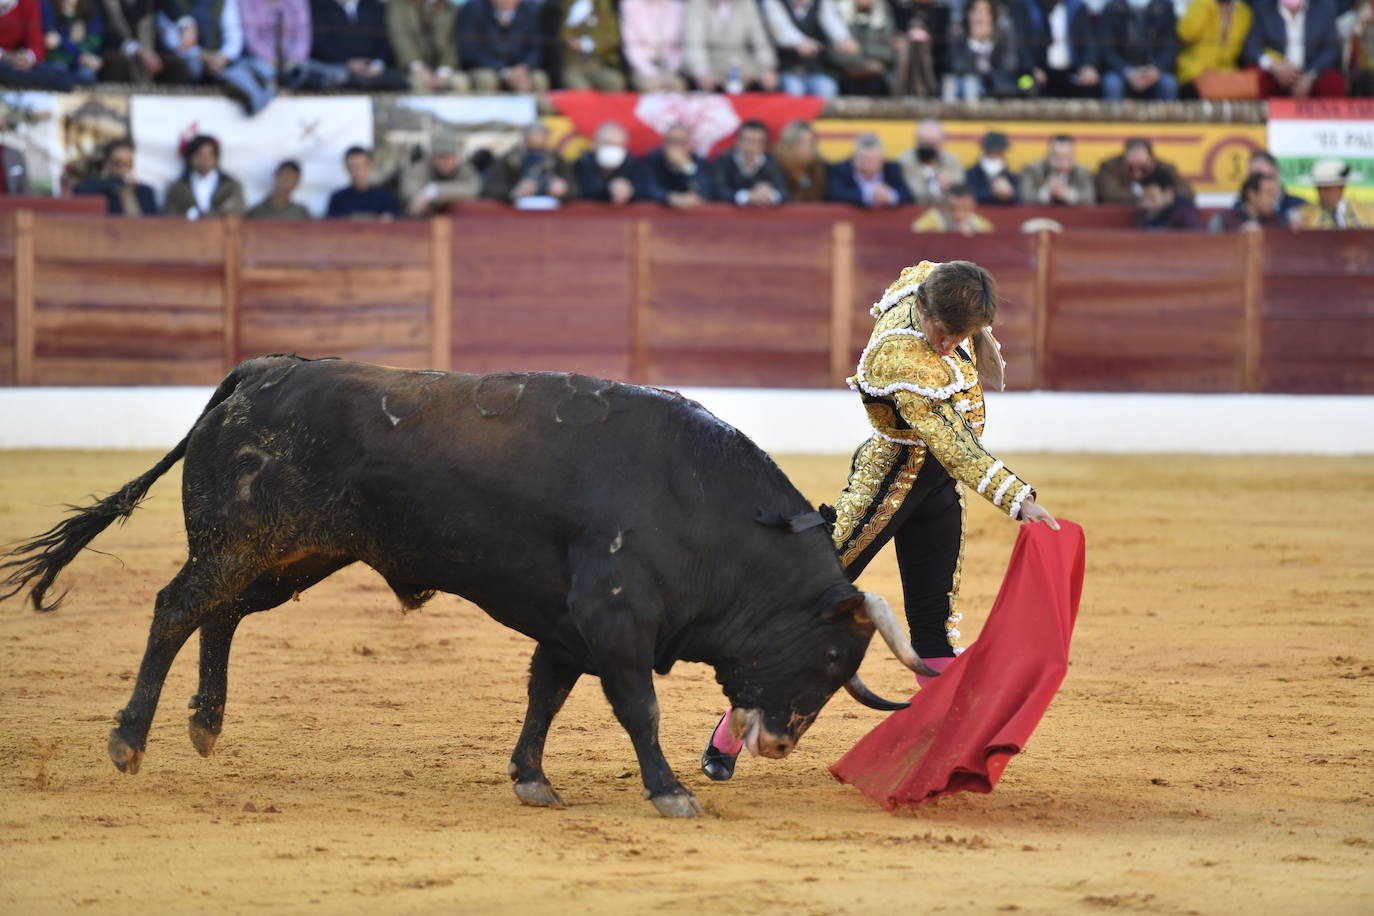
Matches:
[710,710,744,755]
[916,656,956,689]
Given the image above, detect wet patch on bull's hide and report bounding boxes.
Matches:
[232,445,272,503]
[555,375,614,427]
[254,364,296,390]
[380,373,444,427]
[473,372,529,418]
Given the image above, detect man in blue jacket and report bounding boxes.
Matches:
[1243,0,1346,97]
[1013,0,1101,97]
[458,0,549,92]
[638,123,718,209]
[296,0,409,89]
[826,133,913,208]
[1098,0,1179,100]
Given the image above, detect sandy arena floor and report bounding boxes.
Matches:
[0,450,1371,915]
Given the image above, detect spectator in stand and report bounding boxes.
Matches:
[388,0,468,92]
[164,134,245,219]
[1291,158,1374,227]
[1247,149,1304,218]
[74,138,157,215]
[158,0,277,114]
[965,130,1020,205]
[1209,171,1284,230]
[480,122,578,204]
[714,118,788,207]
[762,0,861,98]
[401,135,481,216]
[1351,0,1374,95]
[889,0,944,96]
[775,119,827,201]
[239,0,311,88]
[560,0,624,90]
[912,182,995,233]
[573,121,639,206]
[827,132,913,207]
[1,142,31,193]
[896,118,965,206]
[638,122,717,208]
[942,0,1027,100]
[0,0,77,89]
[1019,134,1096,204]
[41,0,105,85]
[1095,137,1192,204]
[1136,166,1205,229]
[459,0,548,92]
[1098,0,1180,99]
[1014,0,1101,97]
[327,146,398,219]
[99,0,191,83]
[1242,0,1345,96]
[832,0,896,95]
[298,0,407,89]
[684,0,778,91]
[621,0,686,91]
[1175,0,1253,97]
[247,159,311,219]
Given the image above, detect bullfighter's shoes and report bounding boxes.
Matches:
[701,741,739,781]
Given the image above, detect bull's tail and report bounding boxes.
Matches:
[0,365,253,611]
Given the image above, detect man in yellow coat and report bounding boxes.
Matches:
[702,260,1060,781]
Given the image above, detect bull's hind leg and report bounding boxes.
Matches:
[109,563,228,774]
[509,642,581,807]
[188,555,350,757]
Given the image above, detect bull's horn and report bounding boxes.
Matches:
[863,593,942,679]
[844,674,910,711]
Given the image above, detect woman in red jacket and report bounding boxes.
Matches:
[0,0,77,89]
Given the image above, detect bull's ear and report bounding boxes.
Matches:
[825,593,871,626]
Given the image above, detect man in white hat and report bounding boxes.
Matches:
[1293,159,1374,229]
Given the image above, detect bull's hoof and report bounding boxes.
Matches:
[187,714,220,757]
[107,729,144,775]
[513,780,566,808]
[650,792,703,818]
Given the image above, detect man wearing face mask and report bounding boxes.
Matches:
[1098,0,1179,100]
[573,121,638,206]
[895,118,965,207]
[964,131,1020,206]
[1242,0,1345,97]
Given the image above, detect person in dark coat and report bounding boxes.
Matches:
[1209,172,1286,231]
[1136,167,1204,229]
[713,119,788,207]
[1098,0,1180,100]
[458,0,549,92]
[964,130,1020,206]
[296,0,409,89]
[326,146,399,219]
[573,122,640,206]
[1242,0,1346,98]
[480,122,578,205]
[826,132,913,208]
[73,138,158,215]
[1012,0,1100,97]
[637,122,717,208]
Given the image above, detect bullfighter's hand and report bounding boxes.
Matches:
[1019,499,1060,531]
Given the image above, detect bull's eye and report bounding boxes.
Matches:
[827,648,840,664]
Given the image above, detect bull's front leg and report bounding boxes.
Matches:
[599,664,702,818]
[509,642,581,807]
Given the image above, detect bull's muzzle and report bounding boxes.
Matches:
[729,707,794,759]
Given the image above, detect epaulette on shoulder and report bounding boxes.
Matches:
[848,328,973,401]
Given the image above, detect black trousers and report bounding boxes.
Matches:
[845,456,963,658]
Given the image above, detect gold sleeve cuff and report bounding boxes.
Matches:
[895,392,1031,519]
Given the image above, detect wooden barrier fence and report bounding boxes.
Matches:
[2,208,1371,393]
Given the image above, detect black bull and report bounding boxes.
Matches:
[1,356,932,817]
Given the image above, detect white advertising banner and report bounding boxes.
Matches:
[1266,98,1374,203]
[129,95,374,217]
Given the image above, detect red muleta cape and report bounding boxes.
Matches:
[830,520,1086,809]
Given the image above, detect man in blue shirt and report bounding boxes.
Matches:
[326,146,399,220]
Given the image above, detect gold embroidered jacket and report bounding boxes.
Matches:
[832,261,1034,569]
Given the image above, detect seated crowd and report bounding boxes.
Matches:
[65,116,1374,229]
[1,0,1372,104]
